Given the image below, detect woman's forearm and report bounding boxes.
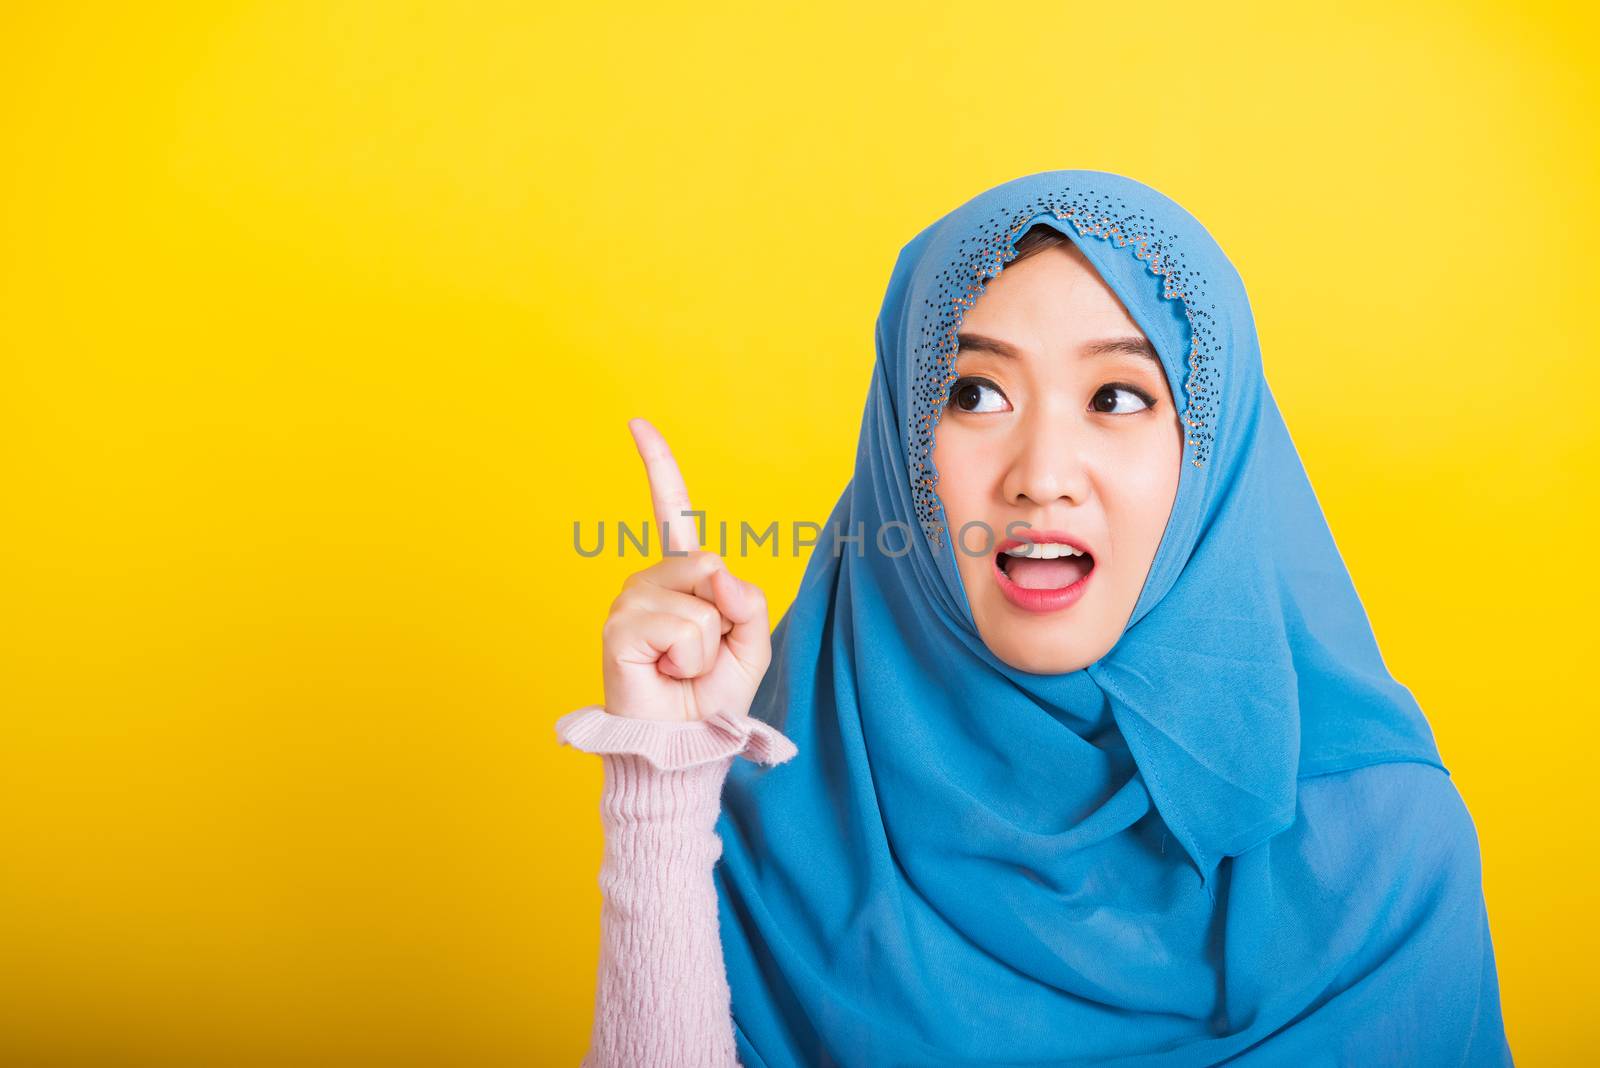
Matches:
[585,751,741,1067]
[557,705,798,1067]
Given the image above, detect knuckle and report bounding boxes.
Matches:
[671,615,701,645]
[671,621,705,668]
[689,601,721,632]
[609,586,643,617]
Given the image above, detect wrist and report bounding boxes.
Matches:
[598,752,732,829]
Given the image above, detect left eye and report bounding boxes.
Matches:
[1091,384,1155,415]
[947,377,1009,413]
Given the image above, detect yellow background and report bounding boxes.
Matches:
[2,2,1594,1063]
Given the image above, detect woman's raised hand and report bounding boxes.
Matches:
[600,418,773,722]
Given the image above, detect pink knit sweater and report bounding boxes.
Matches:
[554,704,801,1068]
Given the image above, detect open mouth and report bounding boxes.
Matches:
[995,545,1095,590]
[991,537,1096,613]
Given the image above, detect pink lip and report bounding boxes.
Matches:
[993,528,1094,556]
[991,529,1095,614]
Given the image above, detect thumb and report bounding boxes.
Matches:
[709,567,769,674]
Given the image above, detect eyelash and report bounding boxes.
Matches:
[944,376,1157,415]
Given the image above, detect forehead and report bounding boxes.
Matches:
[959,246,1144,338]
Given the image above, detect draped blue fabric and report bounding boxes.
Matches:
[713,171,1511,1066]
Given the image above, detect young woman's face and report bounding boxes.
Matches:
[931,241,1184,674]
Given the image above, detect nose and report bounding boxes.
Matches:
[1000,405,1092,508]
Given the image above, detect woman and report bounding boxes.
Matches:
[556,170,1512,1066]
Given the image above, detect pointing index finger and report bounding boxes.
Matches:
[628,417,701,557]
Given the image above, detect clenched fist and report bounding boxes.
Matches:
[600,418,772,723]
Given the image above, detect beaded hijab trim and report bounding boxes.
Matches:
[909,188,1220,548]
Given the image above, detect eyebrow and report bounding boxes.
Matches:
[956,332,1160,363]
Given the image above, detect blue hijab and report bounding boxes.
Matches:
[715,171,1510,1066]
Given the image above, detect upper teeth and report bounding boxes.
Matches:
[1003,543,1086,559]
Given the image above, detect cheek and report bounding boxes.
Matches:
[931,435,999,585]
[1104,435,1181,561]
[930,430,988,523]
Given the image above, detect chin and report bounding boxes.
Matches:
[980,623,1101,675]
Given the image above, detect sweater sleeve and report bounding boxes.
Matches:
[555,704,799,1068]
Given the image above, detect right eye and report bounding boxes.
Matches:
[946,376,1010,414]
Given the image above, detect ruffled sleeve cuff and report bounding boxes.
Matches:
[554,704,800,771]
